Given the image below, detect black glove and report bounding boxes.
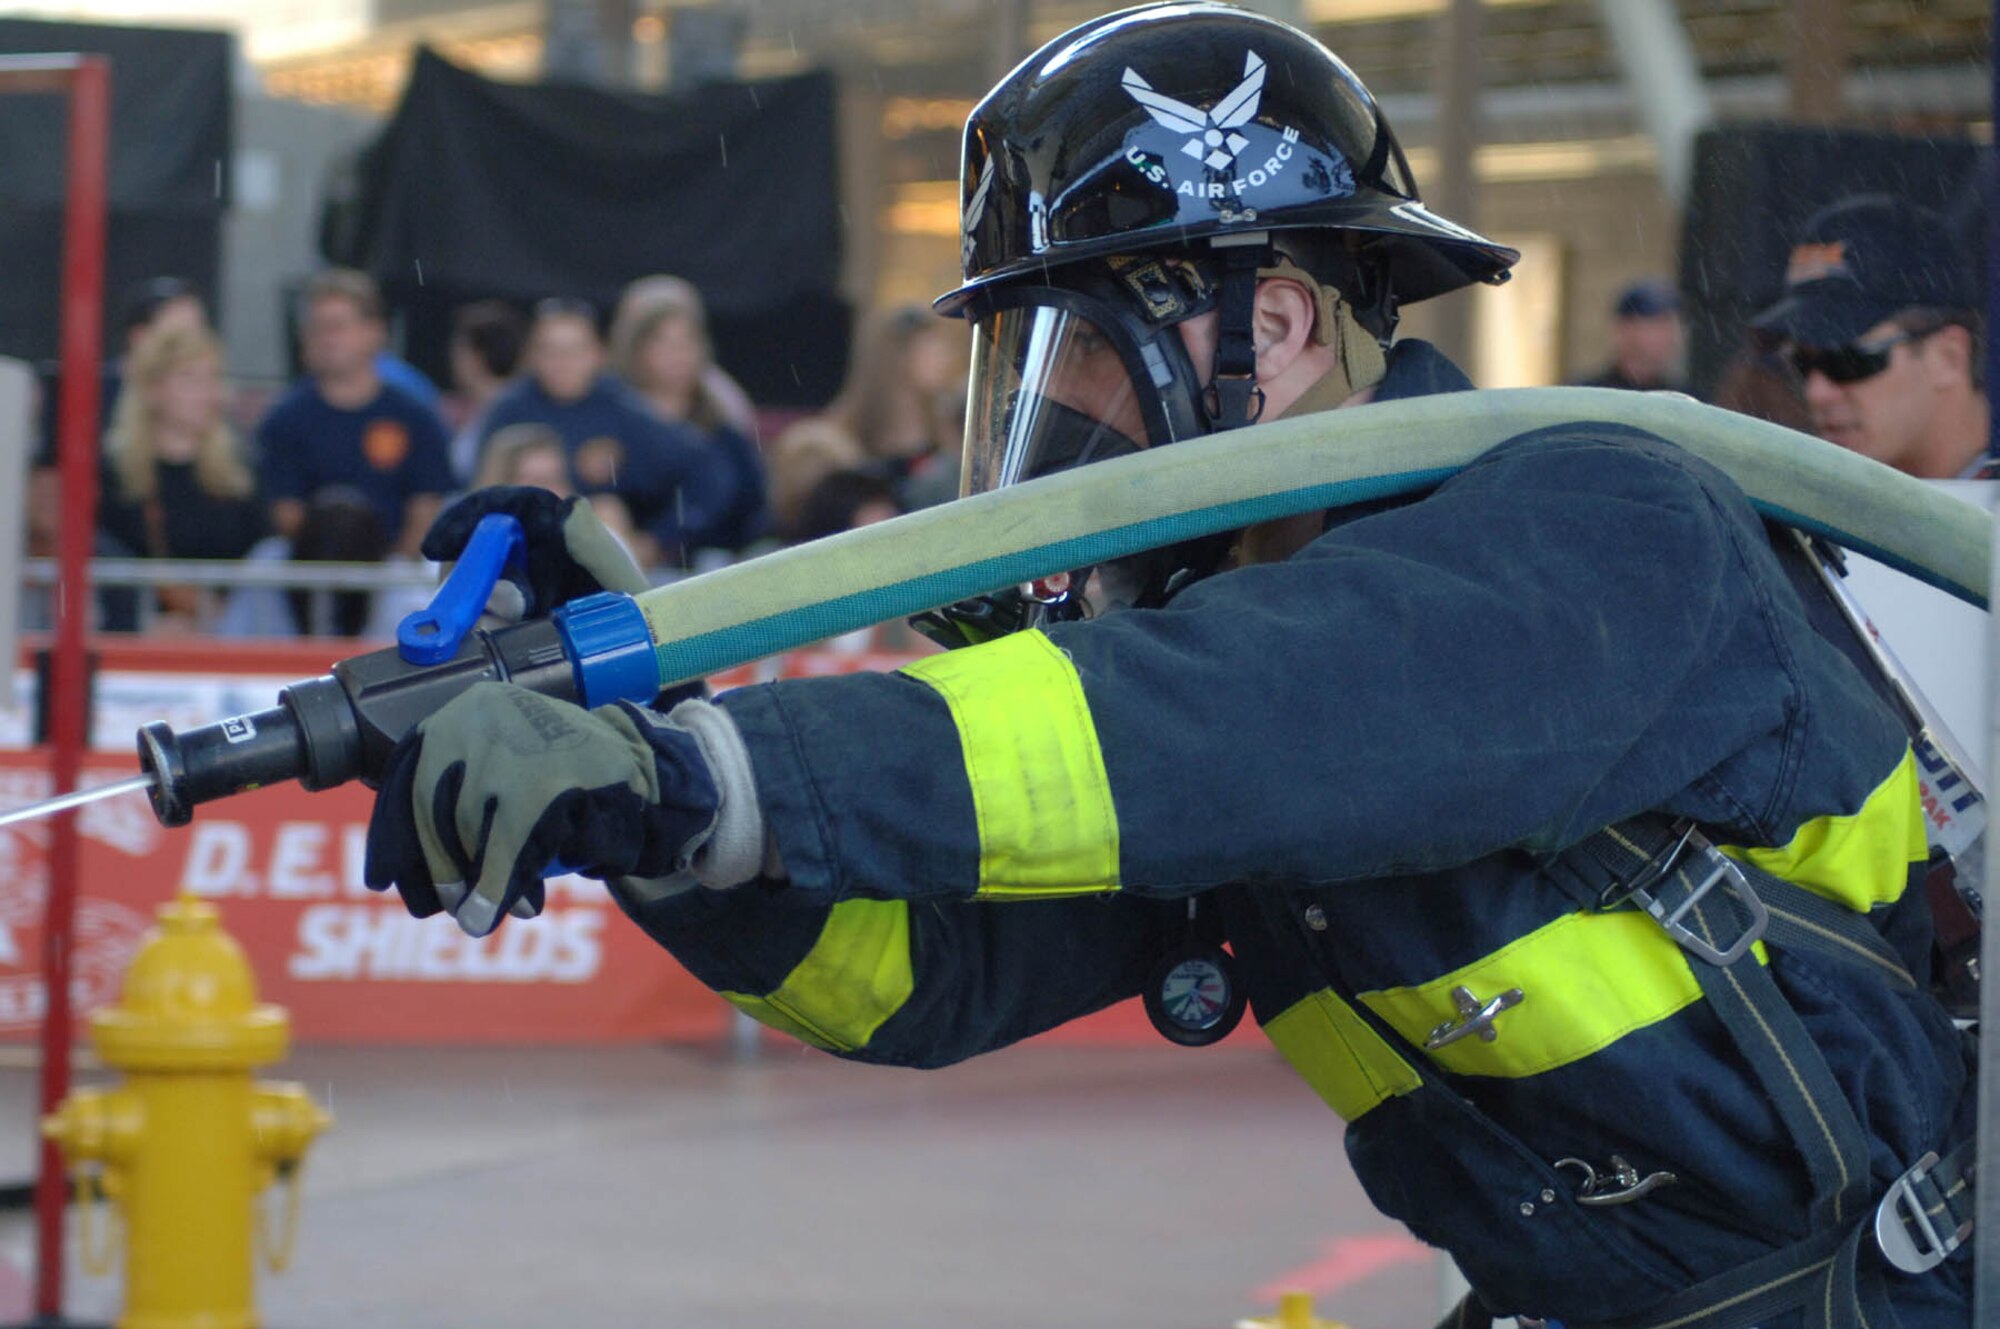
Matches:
[422,486,647,621]
[362,682,727,937]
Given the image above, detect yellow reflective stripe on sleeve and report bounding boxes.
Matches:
[722,898,914,1053]
[1719,747,1928,912]
[902,631,1120,898]
[1264,989,1422,1121]
[1359,911,1771,1080]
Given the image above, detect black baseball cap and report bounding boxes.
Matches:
[1613,278,1679,319]
[1752,194,1977,347]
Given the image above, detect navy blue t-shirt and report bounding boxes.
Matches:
[256,381,452,544]
[477,377,740,553]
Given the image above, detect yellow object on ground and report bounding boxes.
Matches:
[43,894,330,1329]
[1234,1289,1352,1329]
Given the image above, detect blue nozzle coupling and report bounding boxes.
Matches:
[552,593,662,709]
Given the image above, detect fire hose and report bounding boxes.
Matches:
[0,386,1982,833]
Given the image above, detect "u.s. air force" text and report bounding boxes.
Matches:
[1127,126,1300,199]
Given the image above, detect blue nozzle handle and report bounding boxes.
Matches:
[396,514,527,665]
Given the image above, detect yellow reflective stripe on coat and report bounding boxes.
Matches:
[1264,989,1422,1120]
[902,631,1121,897]
[1360,911,1771,1080]
[1718,746,1927,912]
[722,898,914,1053]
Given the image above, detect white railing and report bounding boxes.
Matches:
[18,557,439,591]
[16,556,442,639]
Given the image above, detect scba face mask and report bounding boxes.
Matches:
[908,269,1233,648]
[960,266,1220,501]
[962,305,1150,498]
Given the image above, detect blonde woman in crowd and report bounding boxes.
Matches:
[763,416,866,543]
[475,421,641,554]
[611,275,759,437]
[609,276,771,551]
[826,306,964,460]
[98,324,266,630]
[814,304,966,510]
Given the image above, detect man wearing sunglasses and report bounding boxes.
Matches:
[1752,194,1989,478]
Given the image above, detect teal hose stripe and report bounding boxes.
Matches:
[652,467,1459,684]
[1754,504,1985,606]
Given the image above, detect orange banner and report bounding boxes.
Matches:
[0,757,731,1044]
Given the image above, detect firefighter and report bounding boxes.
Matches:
[363,6,1974,1326]
[1753,194,1991,479]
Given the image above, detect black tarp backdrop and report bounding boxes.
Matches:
[1678,124,1986,399]
[0,19,232,366]
[327,49,849,408]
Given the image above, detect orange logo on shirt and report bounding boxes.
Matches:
[575,437,625,488]
[363,419,410,471]
[1786,240,1850,286]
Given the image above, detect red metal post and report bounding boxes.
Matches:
[34,54,109,1321]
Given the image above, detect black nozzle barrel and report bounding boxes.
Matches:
[139,707,307,827]
[132,618,577,828]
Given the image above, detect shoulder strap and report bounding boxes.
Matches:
[1549,814,1981,1329]
[1550,817,1877,1233]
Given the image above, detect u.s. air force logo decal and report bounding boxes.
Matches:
[1123,51,1267,170]
[1121,50,1332,205]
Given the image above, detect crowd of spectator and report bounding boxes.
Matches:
[40,191,1980,642]
[25,266,972,639]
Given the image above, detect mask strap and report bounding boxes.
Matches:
[1203,242,1266,430]
[1334,299,1388,394]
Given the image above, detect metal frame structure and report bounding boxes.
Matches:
[0,51,109,1328]
[1976,7,1997,1318]
[1980,553,1997,1317]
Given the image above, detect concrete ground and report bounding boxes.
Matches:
[1,1039,1448,1329]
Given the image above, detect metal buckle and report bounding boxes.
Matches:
[1200,376,1267,426]
[1596,821,1701,910]
[1620,829,1768,967]
[1875,1151,1972,1274]
[1425,984,1525,1050]
[1555,1154,1679,1207]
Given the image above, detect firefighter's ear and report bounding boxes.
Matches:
[1251,276,1318,379]
[1915,322,1974,392]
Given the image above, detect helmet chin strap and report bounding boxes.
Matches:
[1198,243,1392,432]
[1201,242,1268,431]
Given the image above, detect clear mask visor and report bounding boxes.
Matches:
[961,303,1154,499]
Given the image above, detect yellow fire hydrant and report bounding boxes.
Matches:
[43,893,330,1329]
[1235,1291,1351,1329]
